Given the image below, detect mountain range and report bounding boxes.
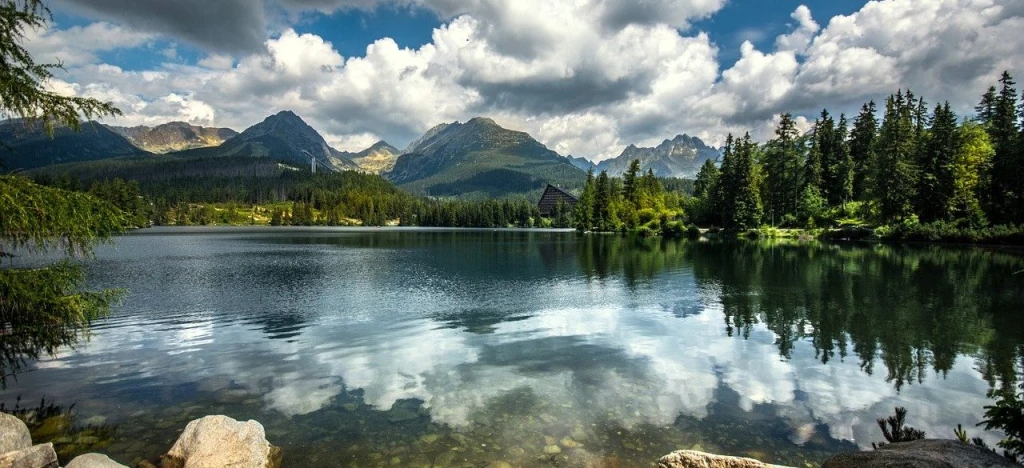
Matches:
[4,111,718,198]
[108,122,238,153]
[582,134,720,179]
[0,120,145,171]
[387,117,584,198]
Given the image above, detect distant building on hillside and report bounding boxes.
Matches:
[537,184,578,217]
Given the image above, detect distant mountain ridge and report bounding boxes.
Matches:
[343,141,400,174]
[0,119,145,171]
[108,122,238,153]
[386,117,585,198]
[206,110,358,171]
[595,134,720,179]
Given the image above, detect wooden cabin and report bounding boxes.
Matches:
[537,184,578,217]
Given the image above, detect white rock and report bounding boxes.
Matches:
[0,442,58,468]
[0,413,31,455]
[165,415,278,468]
[66,453,128,468]
[658,450,792,468]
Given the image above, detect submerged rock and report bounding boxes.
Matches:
[164,415,280,468]
[658,450,788,468]
[66,453,128,468]
[0,413,31,454]
[543,445,562,455]
[0,442,59,468]
[822,439,1017,468]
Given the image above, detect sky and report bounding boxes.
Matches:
[27,0,1024,161]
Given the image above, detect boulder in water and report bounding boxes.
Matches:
[822,439,1017,468]
[164,415,280,468]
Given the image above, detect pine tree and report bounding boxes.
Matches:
[763,113,801,225]
[714,134,737,227]
[622,159,642,206]
[850,101,878,201]
[693,159,720,199]
[823,113,852,205]
[594,170,612,231]
[574,169,595,232]
[976,86,997,124]
[804,114,827,193]
[916,103,960,222]
[730,134,763,229]
[986,71,1021,223]
[875,91,920,222]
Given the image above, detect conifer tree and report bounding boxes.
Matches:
[850,101,878,200]
[823,113,852,205]
[714,134,737,227]
[975,86,997,124]
[594,170,612,231]
[763,113,801,225]
[916,103,959,222]
[987,71,1021,223]
[574,169,595,231]
[730,134,763,229]
[804,114,826,192]
[693,158,720,199]
[874,91,920,222]
[622,159,642,206]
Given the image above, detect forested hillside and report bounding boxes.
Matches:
[573,72,1024,243]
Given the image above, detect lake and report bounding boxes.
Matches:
[2,227,1023,467]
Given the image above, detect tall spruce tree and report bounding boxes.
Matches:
[916,103,959,222]
[804,112,827,193]
[850,101,878,200]
[714,134,737,227]
[694,159,719,199]
[976,86,997,125]
[717,134,762,229]
[823,113,852,205]
[763,113,801,225]
[874,91,920,222]
[574,169,596,231]
[622,159,642,206]
[986,71,1021,223]
[731,134,763,229]
[594,170,612,231]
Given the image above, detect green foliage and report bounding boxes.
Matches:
[949,123,992,226]
[850,101,879,201]
[985,71,1023,223]
[916,103,959,223]
[875,91,920,223]
[0,0,126,388]
[797,185,827,228]
[873,407,926,449]
[0,0,120,135]
[0,175,126,257]
[873,221,1024,245]
[981,383,1024,459]
[717,134,762,230]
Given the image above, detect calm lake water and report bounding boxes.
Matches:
[3,227,1024,467]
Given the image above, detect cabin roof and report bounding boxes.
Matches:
[537,184,578,216]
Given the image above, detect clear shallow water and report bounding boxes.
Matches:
[3,227,1023,467]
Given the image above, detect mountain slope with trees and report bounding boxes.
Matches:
[386,117,586,198]
[0,119,146,171]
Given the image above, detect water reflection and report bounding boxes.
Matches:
[0,228,1021,466]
